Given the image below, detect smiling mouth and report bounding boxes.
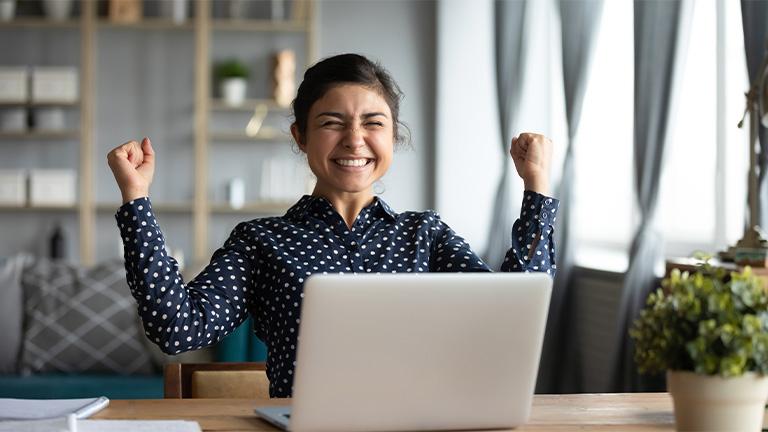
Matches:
[333,158,374,167]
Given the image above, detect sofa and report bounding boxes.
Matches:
[0,255,267,399]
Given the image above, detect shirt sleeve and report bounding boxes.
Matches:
[428,212,492,272]
[501,190,560,275]
[429,190,559,275]
[115,197,255,355]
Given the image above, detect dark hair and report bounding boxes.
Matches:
[291,53,410,149]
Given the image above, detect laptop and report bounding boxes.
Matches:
[255,273,552,432]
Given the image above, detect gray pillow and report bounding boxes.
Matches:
[0,254,32,374]
[19,258,156,375]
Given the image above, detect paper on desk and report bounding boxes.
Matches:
[0,415,74,432]
[0,397,109,420]
[78,420,202,431]
[0,417,201,432]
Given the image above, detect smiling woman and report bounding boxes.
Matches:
[105,53,561,398]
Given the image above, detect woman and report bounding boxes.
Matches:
[107,53,559,398]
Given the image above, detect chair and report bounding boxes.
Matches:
[163,362,269,399]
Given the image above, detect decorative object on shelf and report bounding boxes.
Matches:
[49,222,65,260]
[244,102,268,137]
[289,0,307,22]
[228,0,247,19]
[42,0,74,21]
[0,169,25,206]
[0,67,28,103]
[0,0,15,22]
[720,40,768,266]
[108,0,142,23]
[0,108,26,132]
[32,107,65,131]
[215,59,249,107]
[31,67,78,104]
[29,169,76,206]
[226,178,245,209]
[272,49,295,108]
[161,0,188,24]
[630,258,768,431]
[270,0,284,21]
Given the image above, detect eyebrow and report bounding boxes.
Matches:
[315,112,389,119]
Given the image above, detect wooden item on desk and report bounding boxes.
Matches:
[164,362,269,399]
[109,0,142,23]
[272,50,295,108]
[666,256,768,276]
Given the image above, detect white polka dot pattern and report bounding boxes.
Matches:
[115,191,559,397]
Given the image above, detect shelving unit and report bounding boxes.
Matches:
[0,0,315,268]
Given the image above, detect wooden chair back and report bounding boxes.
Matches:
[163,362,269,399]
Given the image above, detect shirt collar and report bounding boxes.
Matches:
[284,195,398,222]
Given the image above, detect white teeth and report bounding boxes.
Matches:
[335,159,369,167]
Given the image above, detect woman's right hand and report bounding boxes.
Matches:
[107,137,155,204]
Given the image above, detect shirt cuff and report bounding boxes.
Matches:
[114,197,161,244]
[522,190,560,227]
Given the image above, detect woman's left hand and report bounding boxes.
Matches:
[510,132,553,195]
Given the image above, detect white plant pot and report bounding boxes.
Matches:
[0,0,16,22]
[42,0,74,21]
[221,78,247,107]
[667,370,768,432]
[161,0,188,24]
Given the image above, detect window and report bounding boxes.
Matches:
[569,0,749,272]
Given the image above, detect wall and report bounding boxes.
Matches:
[316,0,436,212]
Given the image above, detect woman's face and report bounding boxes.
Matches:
[292,84,394,198]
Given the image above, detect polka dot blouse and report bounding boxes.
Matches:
[115,190,559,397]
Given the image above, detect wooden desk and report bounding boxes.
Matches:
[92,393,682,431]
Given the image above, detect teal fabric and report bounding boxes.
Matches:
[215,318,267,362]
[0,375,163,399]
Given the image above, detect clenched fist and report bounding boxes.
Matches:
[107,137,155,204]
[510,132,552,195]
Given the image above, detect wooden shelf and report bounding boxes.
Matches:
[209,98,290,112]
[0,130,79,139]
[0,18,80,29]
[210,201,294,215]
[211,19,308,33]
[0,0,315,265]
[0,101,80,107]
[0,204,77,212]
[97,19,194,31]
[96,202,193,213]
[209,130,288,142]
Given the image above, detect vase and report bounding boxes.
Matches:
[221,78,247,107]
[667,370,768,431]
[42,0,74,21]
[0,0,15,21]
[161,0,187,24]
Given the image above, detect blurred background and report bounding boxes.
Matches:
[0,0,762,399]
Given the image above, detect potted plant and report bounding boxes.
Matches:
[630,259,768,431]
[215,59,249,107]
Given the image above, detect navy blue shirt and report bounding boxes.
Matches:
[115,191,559,397]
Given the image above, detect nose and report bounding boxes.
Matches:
[343,126,365,149]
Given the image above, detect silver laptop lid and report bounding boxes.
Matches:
[290,273,552,432]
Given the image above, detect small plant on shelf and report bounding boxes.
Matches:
[214,59,250,107]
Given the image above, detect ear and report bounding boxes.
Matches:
[291,124,307,153]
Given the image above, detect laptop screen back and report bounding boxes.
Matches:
[289,273,552,432]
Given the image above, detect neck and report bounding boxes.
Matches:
[311,186,375,229]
